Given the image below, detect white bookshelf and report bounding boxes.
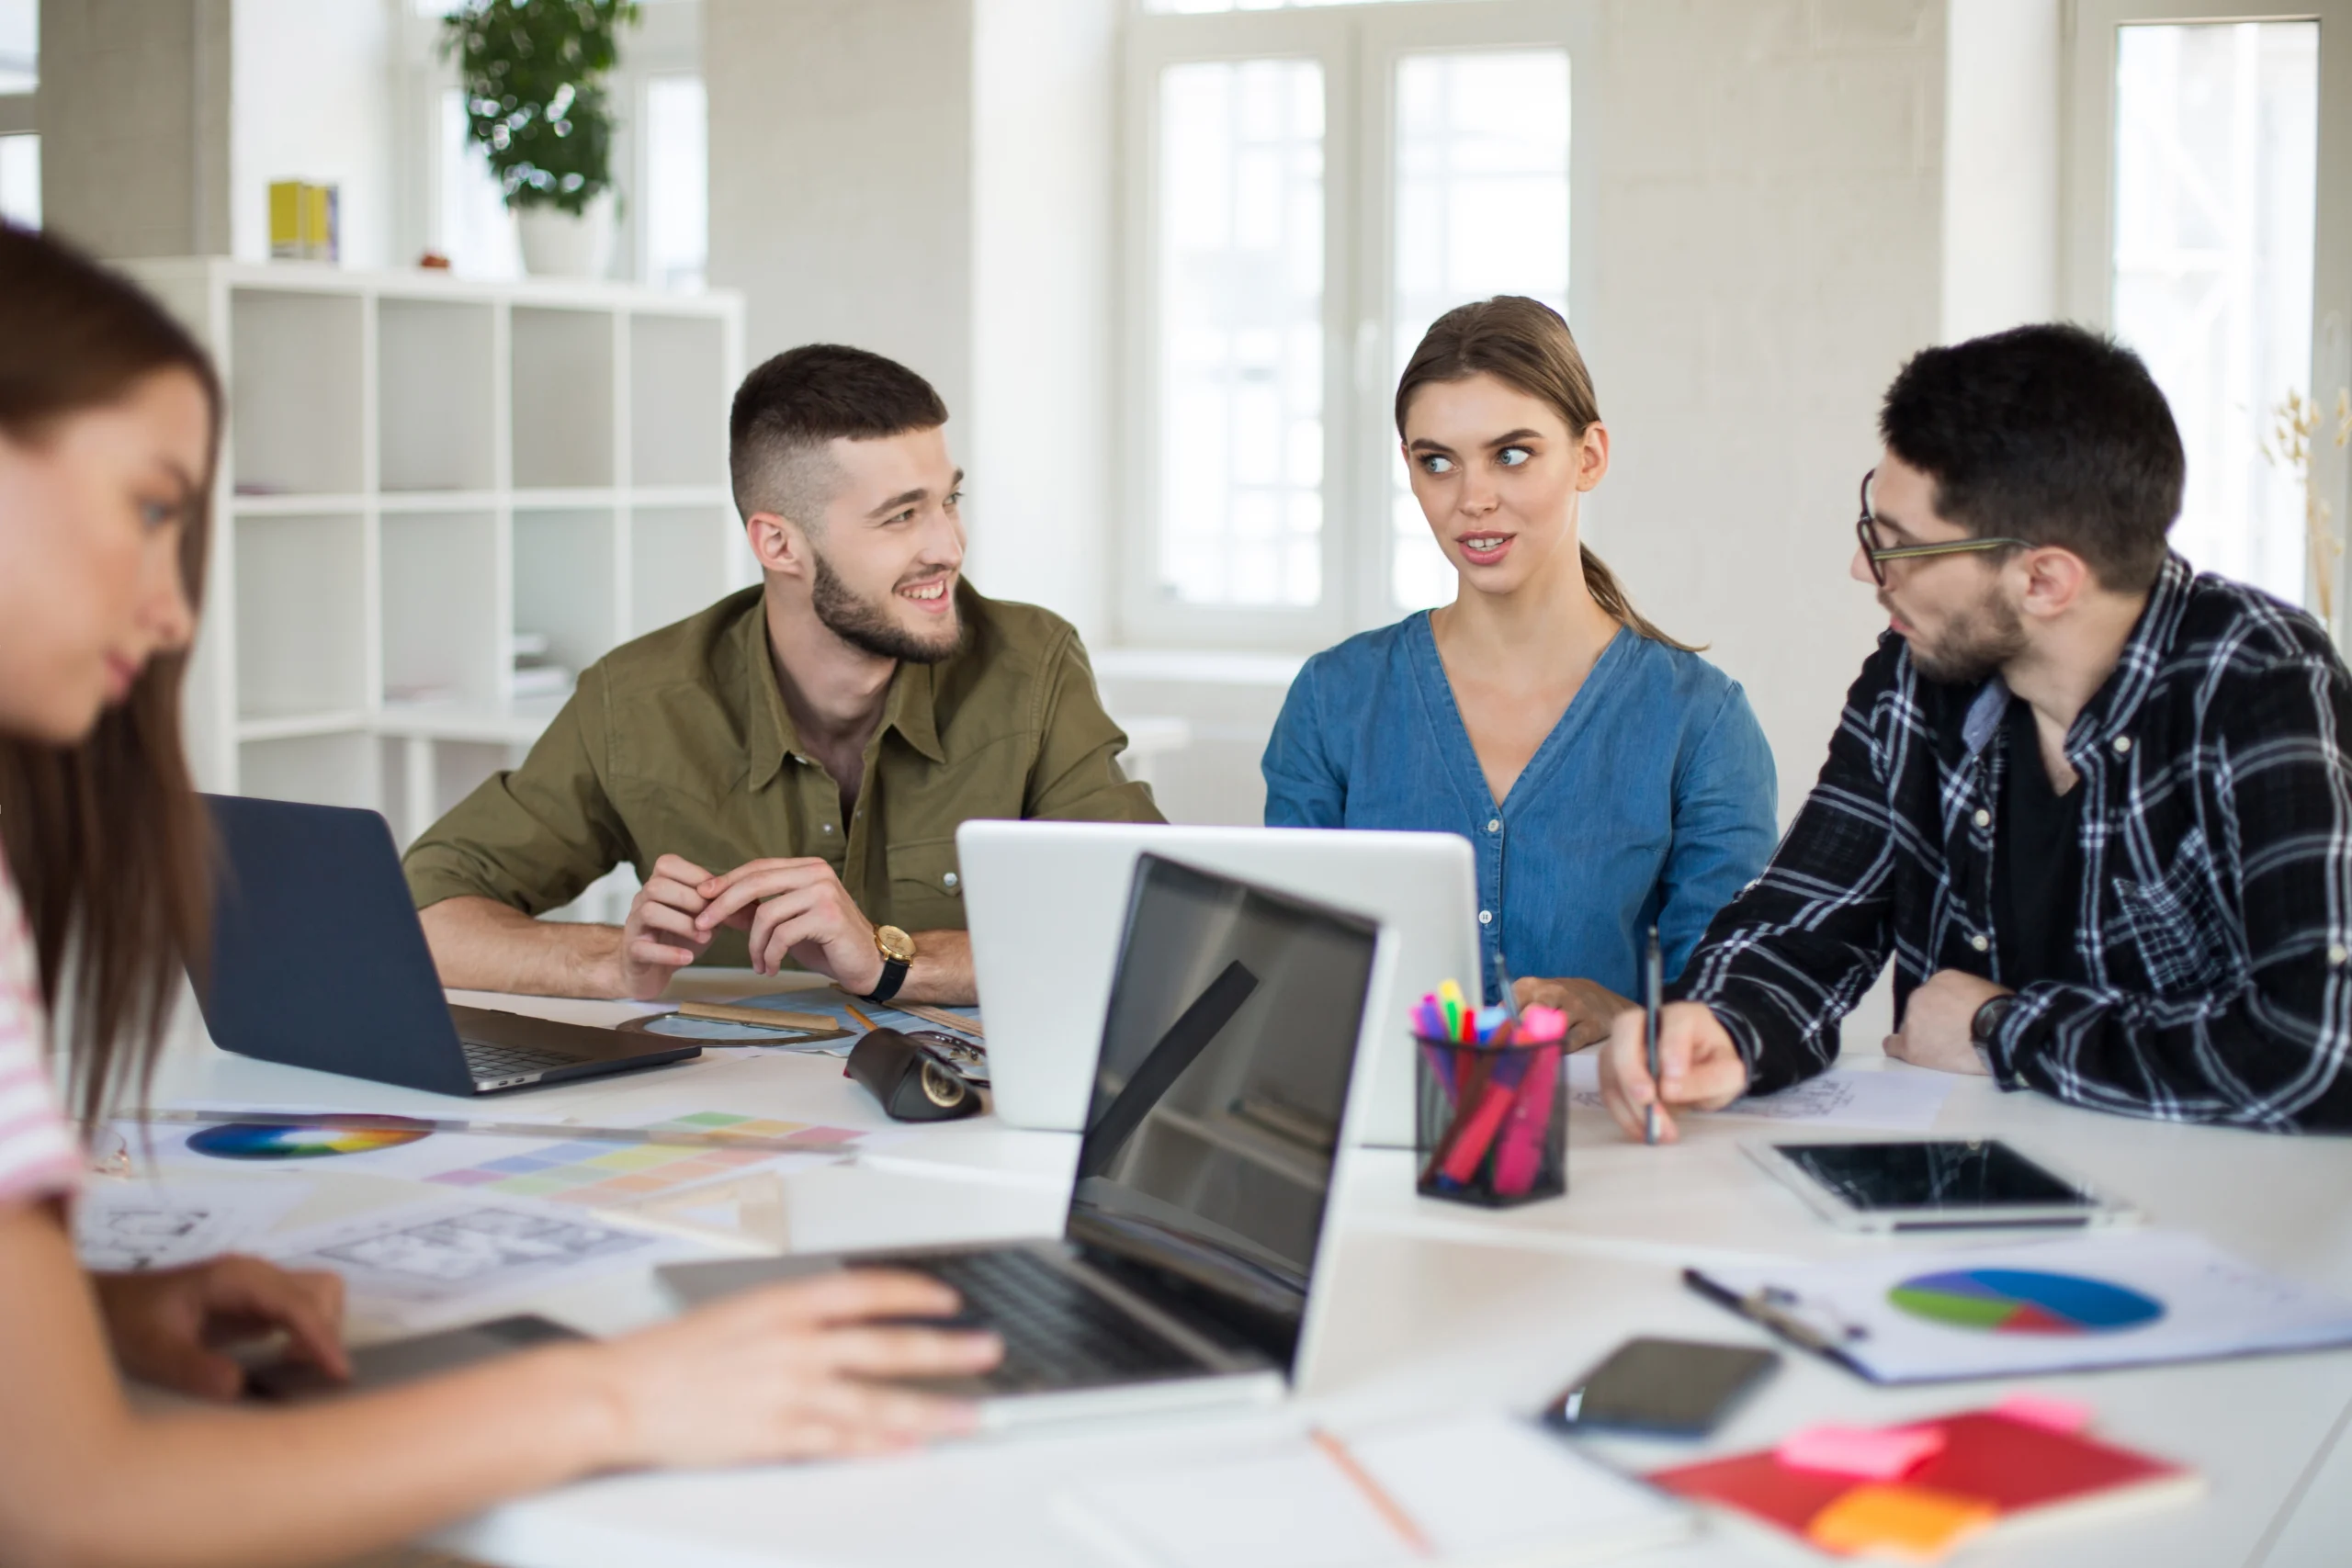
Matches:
[123,259,751,863]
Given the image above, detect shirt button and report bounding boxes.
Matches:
[1973,808,1991,829]
[1970,933,1990,953]
[944,871,959,889]
[820,823,834,835]
[2113,736,2132,755]
[2332,943,2348,966]
[1487,818,1501,833]
[1478,909,1493,926]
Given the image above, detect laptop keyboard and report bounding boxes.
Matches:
[459,1040,575,1082]
[914,1249,1209,1392]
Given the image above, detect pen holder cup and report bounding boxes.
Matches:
[1414,1037,1566,1207]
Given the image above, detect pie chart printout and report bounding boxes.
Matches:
[1887,1269,2165,1336]
[187,1119,433,1160]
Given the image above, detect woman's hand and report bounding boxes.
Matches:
[1512,975,1635,1050]
[94,1254,349,1400]
[587,1268,1003,1470]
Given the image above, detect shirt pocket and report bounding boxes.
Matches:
[2108,828,2237,996]
[883,835,967,932]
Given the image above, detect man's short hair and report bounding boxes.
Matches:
[728,344,950,527]
[1879,323,2186,593]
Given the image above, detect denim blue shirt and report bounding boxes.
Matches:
[1261,614,1778,1002]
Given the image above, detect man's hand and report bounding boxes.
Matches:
[610,854,724,1000]
[1596,999,1751,1144]
[1885,969,2006,1075]
[94,1255,349,1400]
[693,858,884,993]
[1512,976,1635,1051]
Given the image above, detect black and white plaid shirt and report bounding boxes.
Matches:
[1675,553,2352,1132]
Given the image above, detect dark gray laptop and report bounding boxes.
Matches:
[661,852,1385,1427]
[195,795,698,1095]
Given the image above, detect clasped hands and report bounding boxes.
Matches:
[1594,968,2006,1144]
[616,852,885,1000]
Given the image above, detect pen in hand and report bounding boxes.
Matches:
[1644,925,1663,1146]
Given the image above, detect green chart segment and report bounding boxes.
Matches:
[1888,1269,2165,1336]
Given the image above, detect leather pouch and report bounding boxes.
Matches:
[846,1028,983,1122]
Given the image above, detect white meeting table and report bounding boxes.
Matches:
[139,971,2352,1568]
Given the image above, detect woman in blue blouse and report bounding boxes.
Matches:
[1263,296,1777,1045]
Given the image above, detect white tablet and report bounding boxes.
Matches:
[1745,1138,2140,1234]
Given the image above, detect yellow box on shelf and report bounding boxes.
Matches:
[267,181,339,263]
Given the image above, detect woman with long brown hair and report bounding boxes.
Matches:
[1263,296,1777,1042]
[0,223,998,1566]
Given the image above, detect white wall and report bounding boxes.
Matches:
[35,0,232,257]
[230,0,395,268]
[1941,0,2061,341]
[706,0,974,417]
[967,0,1119,646]
[1569,0,1948,827]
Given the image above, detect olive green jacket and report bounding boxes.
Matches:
[403,582,1162,965]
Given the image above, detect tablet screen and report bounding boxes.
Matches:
[1776,1140,2092,1212]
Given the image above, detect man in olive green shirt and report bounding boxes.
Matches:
[406,344,1160,1005]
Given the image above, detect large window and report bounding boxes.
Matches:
[2069,1,2352,621]
[1125,1,1590,647]
[0,0,33,229]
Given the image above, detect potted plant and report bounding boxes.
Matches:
[444,0,639,278]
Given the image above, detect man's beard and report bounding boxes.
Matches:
[809,547,965,664]
[1889,586,2027,686]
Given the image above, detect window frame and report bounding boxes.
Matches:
[2062,0,2352,625]
[1119,0,1597,650]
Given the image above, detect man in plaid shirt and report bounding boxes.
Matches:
[1599,324,2352,1137]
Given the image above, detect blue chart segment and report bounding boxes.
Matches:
[1888,1269,2165,1336]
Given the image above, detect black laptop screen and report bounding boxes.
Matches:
[1068,854,1378,1370]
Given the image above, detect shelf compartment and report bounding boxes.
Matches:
[239,731,377,809]
[382,510,501,707]
[513,307,616,489]
[630,505,737,637]
[630,313,728,488]
[514,506,619,682]
[232,513,369,721]
[379,299,497,492]
[228,288,365,497]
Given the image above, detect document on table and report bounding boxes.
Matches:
[256,1195,711,1333]
[1057,1412,1693,1568]
[1690,1229,2352,1383]
[74,1177,313,1271]
[1566,1053,1954,1131]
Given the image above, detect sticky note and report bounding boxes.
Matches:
[1776,1423,1946,1480]
[1991,1393,2093,1434]
[1804,1483,1996,1562]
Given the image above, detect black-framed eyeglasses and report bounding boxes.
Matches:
[1854,468,2036,586]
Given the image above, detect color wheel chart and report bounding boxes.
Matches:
[1889,1269,2165,1335]
[188,1118,432,1160]
[425,1112,861,1206]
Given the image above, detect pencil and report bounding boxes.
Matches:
[1644,924,1664,1146]
[1310,1427,1433,1558]
[839,997,878,1032]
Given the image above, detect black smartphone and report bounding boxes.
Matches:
[1541,1337,1781,1438]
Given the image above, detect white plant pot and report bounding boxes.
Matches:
[515,190,616,279]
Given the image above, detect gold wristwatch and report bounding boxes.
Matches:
[864,924,916,1004]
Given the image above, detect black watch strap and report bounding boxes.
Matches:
[1970,994,2016,1068]
[863,955,910,1005]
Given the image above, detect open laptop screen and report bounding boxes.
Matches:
[1069,854,1378,1371]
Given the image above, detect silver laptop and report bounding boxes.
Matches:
[661,853,1390,1428]
[956,820,1478,1147]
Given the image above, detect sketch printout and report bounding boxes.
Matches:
[74,1179,311,1272]
[1566,1055,1953,1132]
[260,1196,708,1330]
